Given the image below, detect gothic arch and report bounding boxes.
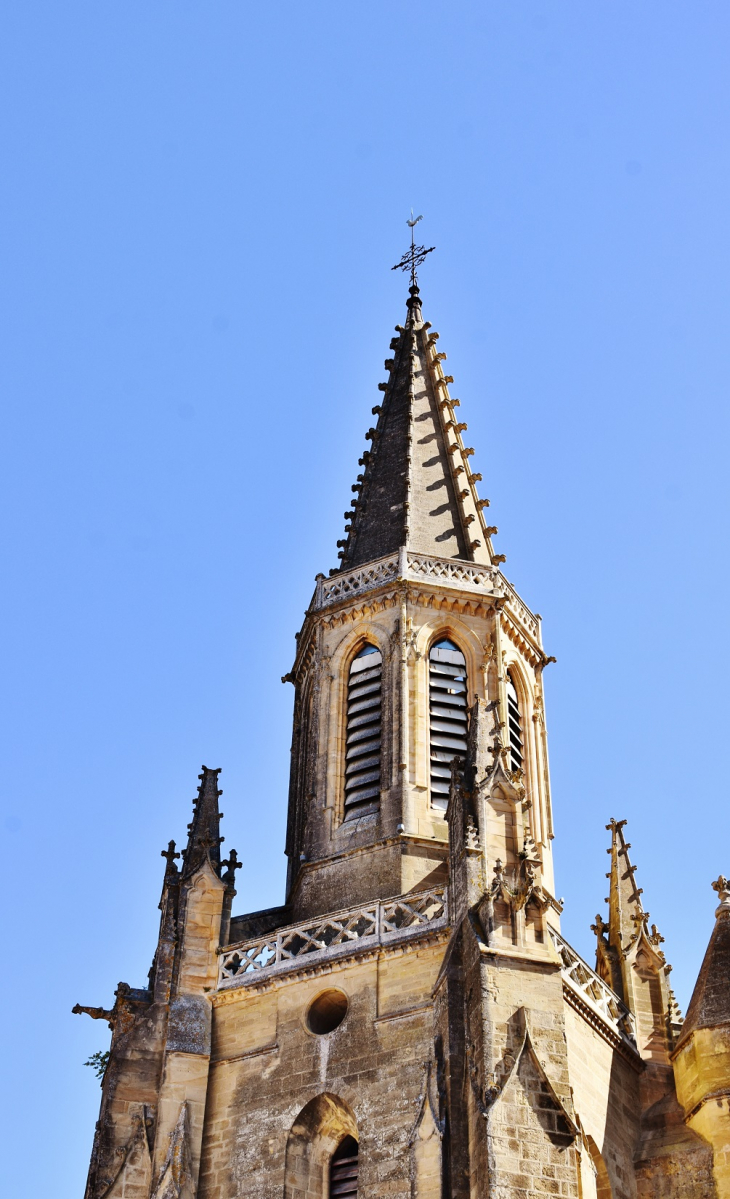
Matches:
[502,657,542,843]
[330,622,390,676]
[284,1093,358,1199]
[415,616,484,702]
[328,624,391,825]
[588,1135,612,1198]
[425,633,470,812]
[408,1060,444,1199]
[577,1132,612,1199]
[503,657,532,727]
[410,618,483,801]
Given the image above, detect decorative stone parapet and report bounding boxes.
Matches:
[549,928,637,1048]
[312,550,542,649]
[405,551,498,593]
[315,554,401,607]
[217,886,448,989]
[314,551,501,609]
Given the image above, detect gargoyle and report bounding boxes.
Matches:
[72,1003,115,1028]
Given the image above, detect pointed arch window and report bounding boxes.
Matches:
[429,638,468,810]
[329,1136,359,1198]
[506,673,524,772]
[344,644,382,820]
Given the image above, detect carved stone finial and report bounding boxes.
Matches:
[591,913,608,940]
[161,840,180,879]
[712,874,730,915]
[221,848,242,884]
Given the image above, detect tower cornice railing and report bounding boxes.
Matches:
[311,550,542,648]
[548,927,637,1050]
[218,886,448,989]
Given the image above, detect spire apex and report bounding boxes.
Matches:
[182,765,223,879]
[333,261,500,573]
[391,213,435,289]
[712,873,730,916]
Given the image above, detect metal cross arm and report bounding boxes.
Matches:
[391,212,435,286]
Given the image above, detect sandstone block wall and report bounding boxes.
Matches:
[199,938,446,1198]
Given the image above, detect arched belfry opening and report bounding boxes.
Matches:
[284,1093,358,1199]
[344,643,382,820]
[506,671,524,773]
[428,638,468,810]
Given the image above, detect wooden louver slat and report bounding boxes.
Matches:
[506,674,523,772]
[344,646,382,820]
[429,639,468,810]
[329,1137,359,1199]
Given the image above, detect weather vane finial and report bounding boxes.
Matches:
[391,211,435,287]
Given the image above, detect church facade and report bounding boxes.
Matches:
[75,280,730,1198]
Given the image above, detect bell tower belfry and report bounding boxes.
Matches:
[75,252,724,1199]
[284,281,559,926]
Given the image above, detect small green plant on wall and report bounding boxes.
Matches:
[84,1050,110,1083]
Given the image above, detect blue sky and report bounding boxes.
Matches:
[1,3,729,1193]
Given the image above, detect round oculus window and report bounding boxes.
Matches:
[306,989,349,1035]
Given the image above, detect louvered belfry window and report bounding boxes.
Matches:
[506,674,524,772]
[429,638,468,810]
[329,1137,359,1198]
[344,644,382,820]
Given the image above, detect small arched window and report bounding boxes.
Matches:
[344,644,382,820]
[429,638,468,810]
[506,673,524,772]
[329,1136,359,1198]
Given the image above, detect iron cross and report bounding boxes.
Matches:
[391,213,435,286]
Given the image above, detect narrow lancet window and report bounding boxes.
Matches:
[429,638,468,810]
[344,644,382,820]
[329,1136,359,1198]
[506,674,523,772]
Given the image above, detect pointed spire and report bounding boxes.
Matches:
[151,839,181,1002]
[334,284,501,574]
[598,818,683,1058]
[676,875,730,1046]
[604,817,646,964]
[181,765,223,879]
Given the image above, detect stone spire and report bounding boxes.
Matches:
[676,875,730,1046]
[181,766,224,880]
[596,818,681,1058]
[334,284,502,573]
[604,817,646,971]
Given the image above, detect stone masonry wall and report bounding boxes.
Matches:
[563,1002,641,1199]
[198,938,447,1199]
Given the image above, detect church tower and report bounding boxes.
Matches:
[75,260,729,1198]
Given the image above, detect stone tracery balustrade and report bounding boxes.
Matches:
[548,928,637,1047]
[317,554,400,606]
[314,551,542,650]
[406,553,497,591]
[218,887,448,988]
[500,580,541,644]
[315,551,502,609]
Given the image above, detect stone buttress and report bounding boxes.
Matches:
[75,278,730,1199]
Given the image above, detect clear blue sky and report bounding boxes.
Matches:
[1,4,729,1194]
